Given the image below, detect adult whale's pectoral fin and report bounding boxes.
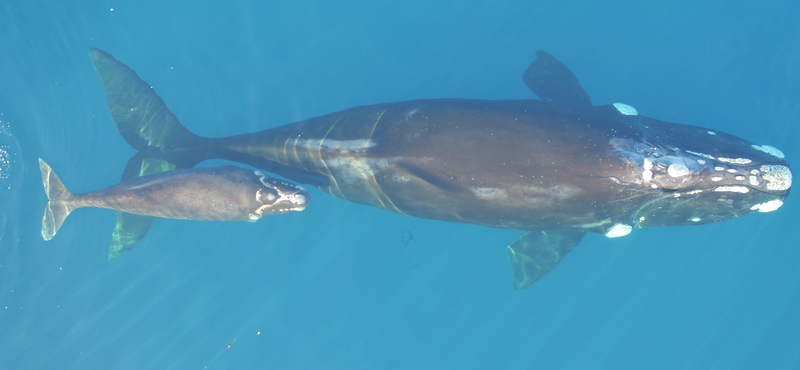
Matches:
[108,155,177,260]
[505,230,586,290]
[522,51,592,108]
[88,48,200,154]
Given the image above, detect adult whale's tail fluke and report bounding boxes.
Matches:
[39,159,76,241]
[88,48,205,159]
[87,48,323,258]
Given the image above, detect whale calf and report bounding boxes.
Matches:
[87,49,791,288]
[39,158,309,241]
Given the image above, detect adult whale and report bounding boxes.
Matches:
[88,49,792,289]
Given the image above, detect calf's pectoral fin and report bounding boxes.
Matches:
[108,155,177,260]
[506,230,585,290]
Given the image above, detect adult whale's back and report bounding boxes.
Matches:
[87,49,792,289]
[218,98,653,231]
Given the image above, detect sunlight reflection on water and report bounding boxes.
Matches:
[0,113,21,192]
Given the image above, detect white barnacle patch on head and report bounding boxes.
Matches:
[643,158,653,170]
[256,188,277,202]
[711,176,723,182]
[685,150,716,160]
[750,199,784,213]
[605,223,632,238]
[642,158,654,181]
[613,103,638,116]
[749,176,759,186]
[714,185,750,193]
[690,217,702,222]
[751,144,785,159]
[759,165,792,191]
[288,192,309,207]
[718,157,753,165]
[707,131,717,135]
[667,163,690,178]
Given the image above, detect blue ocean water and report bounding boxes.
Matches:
[1,0,799,369]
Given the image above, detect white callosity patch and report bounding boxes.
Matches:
[642,158,654,181]
[613,103,638,116]
[667,163,690,178]
[691,217,702,222]
[759,165,792,191]
[750,199,784,213]
[713,186,750,194]
[749,176,759,186]
[685,150,716,160]
[253,171,309,216]
[256,188,277,202]
[717,157,753,165]
[751,144,785,159]
[605,223,632,238]
[707,131,717,135]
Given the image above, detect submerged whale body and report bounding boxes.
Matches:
[38,158,309,253]
[87,48,792,288]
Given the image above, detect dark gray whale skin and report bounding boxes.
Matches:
[87,48,792,288]
[39,159,309,242]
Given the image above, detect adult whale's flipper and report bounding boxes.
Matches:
[108,155,175,260]
[522,51,591,108]
[506,231,585,290]
[503,51,594,289]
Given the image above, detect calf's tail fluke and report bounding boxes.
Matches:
[39,159,76,241]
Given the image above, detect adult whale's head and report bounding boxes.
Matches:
[524,51,791,233]
[602,104,791,229]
